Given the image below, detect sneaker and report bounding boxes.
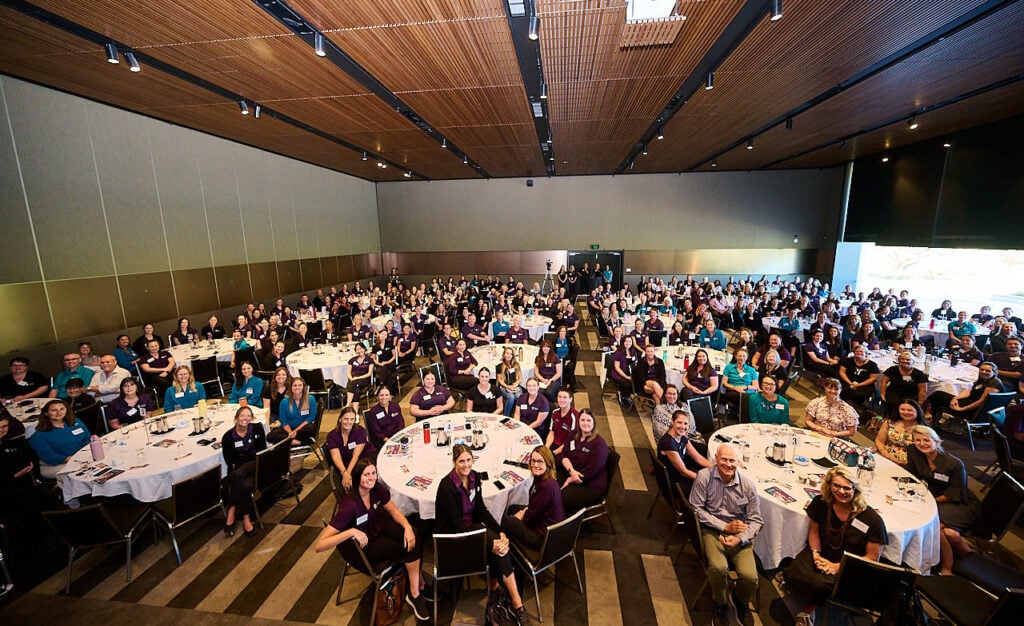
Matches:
[795,610,815,626]
[712,602,729,626]
[731,590,753,626]
[513,604,532,626]
[419,582,436,602]
[405,591,430,621]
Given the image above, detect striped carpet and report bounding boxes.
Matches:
[4,321,1021,625]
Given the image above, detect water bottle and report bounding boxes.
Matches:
[90,435,105,461]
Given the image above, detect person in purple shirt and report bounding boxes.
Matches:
[630,319,650,350]
[803,328,840,378]
[326,406,375,490]
[644,308,665,333]
[446,339,478,392]
[314,459,430,620]
[502,446,566,551]
[345,343,374,409]
[505,316,531,344]
[409,370,455,421]
[461,313,489,348]
[514,378,551,439]
[366,387,405,448]
[557,409,610,514]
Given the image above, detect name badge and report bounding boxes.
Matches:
[776,403,786,410]
[850,517,869,534]
[520,404,528,409]
[347,441,356,450]
[175,391,185,398]
[246,388,253,394]
[469,489,476,501]
[902,376,912,382]
[422,394,431,400]
[301,410,310,416]
[234,440,244,448]
[1011,357,1021,363]
[570,440,576,451]
[356,514,368,526]
[484,392,494,400]
[934,473,950,483]
[457,357,464,363]
[17,380,29,386]
[147,357,155,363]
[508,368,515,374]
[71,428,84,435]
[127,408,138,416]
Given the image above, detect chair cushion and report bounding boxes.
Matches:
[916,575,994,626]
[104,501,152,534]
[953,552,1024,596]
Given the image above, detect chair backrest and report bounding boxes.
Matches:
[76,402,104,435]
[42,504,125,547]
[419,322,436,344]
[322,442,346,502]
[989,407,1007,429]
[234,347,258,369]
[603,448,621,497]
[991,429,1017,481]
[536,508,586,571]
[649,329,667,347]
[829,552,916,614]
[603,351,615,373]
[256,370,275,386]
[979,472,1024,542]
[433,528,489,580]
[299,368,328,392]
[677,488,707,568]
[780,367,801,397]
[974,392,1017,422]
[985,587,1024,626]
[191,356,220,383]
[648,449,679,512]
[170,465,223,525]
[254,439,292,495]
[419,362,444,386]
[687,396,716,440]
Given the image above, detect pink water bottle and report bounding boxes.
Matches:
[684,354,691,369]
[929,319,935,329]
[90,434,104,461]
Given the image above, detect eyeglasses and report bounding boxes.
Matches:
[529,458,546,465]
[831,484,855,492]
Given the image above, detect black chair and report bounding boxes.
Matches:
[418,362,445,387]
[823,552,916,625]
[152,465,225,565]
[299,368,333,408]
[233,347,258,372]
[582,448,620,534]
[646,450,687,551]
[509,508,586,622]
[649,329,667,348]
[968,472,1024,555]
[133,365,163,408]
[250,439,300,528]
[418,322,437,358]
[191,356,224,399]
[0,523,13,601]
[42,502,152,592]
[76,401,105,435]
[687,395,717,442]
[630,376,656,418]
[431,528,490,623]
[991,426,1024,483]
[963,391,1016,450]
[951,551,1024,598]
[289,402,325,466]
[916,578,1024,626]
[255,369,275,387]
[321,442,345,518]
[600,352,623,403]
[779,366,802,399]
[333,535,405,626]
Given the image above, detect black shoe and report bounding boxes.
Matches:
[732,590,753,626]
[405,591,430,621]
[244,525,259,538]
[419,582,435,602]
[712,602,729,626]
[513,604,532,626]
[223,521,236,536]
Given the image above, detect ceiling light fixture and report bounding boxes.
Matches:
[377,161,387,169]
[314,32,326,57]
[463,154,469,164]
[361,151,368,161]
[253,104,261,119]
[238,99,249,115]
[705,70,714,90]
[793,235,799,244]
[528,16,540,41]
[540,83,547,99]
[785,117,793,130]
[711,158,717,167]
[746,139,753,150]
[629,160,635,170]
[105,43,119,64]
[881,155,889,163]
[770,0,783,22]
[124,51,140,72]
[908,115,919,130]
[404,170,412,178]
[657,127,664,140]
[943,141,952,148]
[642,144,648,156]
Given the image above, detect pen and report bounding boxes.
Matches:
[175,452,192,461]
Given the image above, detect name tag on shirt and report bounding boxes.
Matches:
[520,404,528,409]
[570,440,576,451]
[902,376,912,382]
[127,408,138,416]
[1011,356,1021,363]
[234,440,244,448]
[422,394,431,400]
[300,410,310,416]
[508,368,515,374]
[934,473,950,483]
[17,380,29,386]
[469,489,476,501]
[175,392,185,398]
[147,357,155,363]
[457,357,464,363]
[484,392,494,399]
[850,518,869,534]
[71,428,84,435]
[776,403,786,410]
[356,514,368,525]
[347,441,357,449]
[246,388,253,394]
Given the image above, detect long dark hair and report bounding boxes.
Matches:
[348,458,377,495]
[36,399,77,432]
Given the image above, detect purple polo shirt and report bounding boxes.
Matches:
[411,385,452,411]
[367,401,405,441]
[506,327,530,344]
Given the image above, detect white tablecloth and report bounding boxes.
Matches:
[868,350,979,397]
[370,313,436,332]
[376,412,541,521]
[891,318,990,342]
[5,397,48,438]
[707,424,941,573]
[761,316,840,334]
[470,344,537,382]
[598,346,729,389]
[521,315,553,342]
[286,342,362,387]
[166,338,236,371]
[60,403,268,503]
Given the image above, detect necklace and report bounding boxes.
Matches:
[824,505,851,551]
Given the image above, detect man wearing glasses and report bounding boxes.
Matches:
[49,353,95,399]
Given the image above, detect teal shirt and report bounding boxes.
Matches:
[699,328,727,350]
[279,395,317,430]
[948,320,977,339]
[164,383,206,410]
[748,393,790,425]
[229,376,265,407]
[53,366,96,399]
[29,420,91,465]
[723,363,755,388]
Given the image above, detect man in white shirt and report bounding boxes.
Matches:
[87,355,130,403]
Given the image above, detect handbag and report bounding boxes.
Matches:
[374,569,406,626]
[876,582,931,626]
[485,586,522,626]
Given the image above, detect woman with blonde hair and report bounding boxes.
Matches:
[163,365,206,410]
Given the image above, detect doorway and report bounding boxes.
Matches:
[567,250,624,293]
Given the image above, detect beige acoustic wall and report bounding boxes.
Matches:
[0,76,380,360]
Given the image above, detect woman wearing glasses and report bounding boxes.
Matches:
[501,445,566,551]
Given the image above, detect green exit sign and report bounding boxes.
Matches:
[590,244,600,250]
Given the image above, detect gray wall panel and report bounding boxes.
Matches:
[0,79,42,284]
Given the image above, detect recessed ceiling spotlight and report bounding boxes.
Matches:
[105,43,119,64]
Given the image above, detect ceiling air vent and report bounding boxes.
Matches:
[621,0,686,49]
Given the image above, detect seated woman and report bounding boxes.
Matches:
[729,327,758,357]
[104,378,155,429]
[435,444,529,623]
[906,425,978,575]
[892,324,922,352]
[495,347,523,418]
[366,387,405,449]
[657,409,712,496]
[228,360,264,407]
[514,378,550,440]
[609,336,639,403]
[409,370,455,421]
[140,339,175,395]
[929,361,1005,427]
[667,320,689,346]
[370,330,397,395]
[803,329,840,379]
[838,345,880,409]
[651,384,688,442]
[327,406,375,490]
[396,323,418,366]
[874,399,926,466]
[77,341,100,368]
[221,405,266,537]
[804,379,859,439]
[534,340,563,403]
[501,446,566,551]
[698,319,727,351]
[269,376,317,444]
[465,367,503,415]
[557,409,610,515]
[164,365,206,410]
[170,317,195,346]
[682,348,720,401]
[757,348,789,383]
[345,342,375,410]
[28,400,91,479]
[850,322,880,351]
[314,459,431,621]
[446,339,479,393]
[781,466,886,626]
[632,344,667,405]
[262,367,291,423]
[747,375,790,425]
[721,348,759,416]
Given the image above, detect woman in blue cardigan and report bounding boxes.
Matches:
[29,399,91,479]
[270,376,317,444]
[229,360,264,407]
[164,365,206,410]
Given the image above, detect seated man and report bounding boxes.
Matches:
[644,308,665,334]
[989,337,1023,389]
[690,444,763,626]
[199,315,227,340]
[64,377,99,415]
[0,356,49,402]
[49,353,95,399]
[86,355,130,403]
[505,316,530,344]
[460,313,489,348]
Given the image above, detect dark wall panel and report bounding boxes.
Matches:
[172,268,219,314]
[48,277,122,339]
[249,261,280,302]
[300,258,324,292]
[119,272,177,328]
[0,282,55,350]
[215,265,253,309]
[276,260,302,294]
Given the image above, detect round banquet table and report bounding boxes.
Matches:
[375,412,542,522]
[286,342,362,387]
[59,402,269,503]
[521,314,553,342]
[470,344,538,382]
[166,338,236,372]
[891,318,990,342]
[761,316,840,335]
[370,312,436,332]
[622,313,676,337]
[868,349,979,397]
[4,397,48,438]
[706,423,941,573]
[598,345,729,389]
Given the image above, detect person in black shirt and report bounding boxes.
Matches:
[0,356,49,402]
[220,405,267,537]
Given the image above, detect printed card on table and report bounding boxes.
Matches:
[764,486,797,504]
[152,439,178,448]
[500,470,525,486]
[803,487,821,499]
[406,476,433,491]
[93,469,125,484]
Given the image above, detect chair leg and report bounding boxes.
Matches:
[966,425,975,451]
[169,527,183,566]
[335,563,348,605]
[126,537,133,582]
[571,550,584,594]
[251,495,263,529]
[647,493,660,519]
[65,546,76,594]
[531,572,542,622]
[688,578,709,610]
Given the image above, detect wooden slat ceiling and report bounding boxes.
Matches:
[1,0,1022,181]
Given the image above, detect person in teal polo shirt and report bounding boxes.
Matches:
[747,375,790,425]
[229,361,264,407]
[946,311,977,348]
[164,365,206,410]
[49,353,96,399]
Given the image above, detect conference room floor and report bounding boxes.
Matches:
[4,317,1024,625]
